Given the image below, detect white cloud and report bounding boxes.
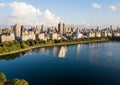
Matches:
[1,1,60,26]
[0,3,5,7]
[7,1,42,25]
[109,5,117,11]
[43,9,60,25]
[92,3,101,9]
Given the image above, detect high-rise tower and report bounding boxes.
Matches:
[58,22,66,34]
[13,24,21,40]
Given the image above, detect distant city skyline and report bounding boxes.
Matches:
[0,0,120,27]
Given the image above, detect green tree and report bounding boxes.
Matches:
[0,73,7,82]
[21,42,29,49]
[12,79,28,85]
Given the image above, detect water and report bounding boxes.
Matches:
[0,42,120,85]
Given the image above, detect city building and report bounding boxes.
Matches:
[21,31,35,41]
[74,28,83,39]
[58,22,66,34]
[50,33,58,40]
[0,33,15,42]
[37,33,45,40]
[13,24,21,41]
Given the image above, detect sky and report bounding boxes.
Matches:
[0,0,120,27]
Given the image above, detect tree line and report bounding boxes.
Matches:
[0,72,28,85]
[0,37,108,53]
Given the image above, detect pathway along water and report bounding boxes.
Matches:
[0,39,107,56]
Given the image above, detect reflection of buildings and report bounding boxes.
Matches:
[76,44,81,57]
[52,46,57,56]
[88,43,99,48]
[40,48,46,54]
[58,46,67,58]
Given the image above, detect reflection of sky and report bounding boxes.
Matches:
[87,42,120,69]
[14,42,120,70]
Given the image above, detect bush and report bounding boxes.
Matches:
[0,72,29,85]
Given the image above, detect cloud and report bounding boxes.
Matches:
[0,3,5,7]
[1,1,60,26]
[109,5,117,11]
[43,9,60,25]
[3,1,42,25]
[92,3,101,9]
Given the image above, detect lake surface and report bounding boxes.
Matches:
[0,41,120,85]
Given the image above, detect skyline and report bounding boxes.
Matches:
[0,0,120,27]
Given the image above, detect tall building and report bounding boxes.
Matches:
[110,25,112,29]
[13,24,21,40]
[58,22,66,34]
[40,24,44,32]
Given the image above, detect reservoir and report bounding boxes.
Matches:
[0,41,120,85]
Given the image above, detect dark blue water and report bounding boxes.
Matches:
[1,42,120,85]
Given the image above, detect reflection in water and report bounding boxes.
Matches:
[88,43,99,48]
[40,48,46,54]
[52,46,57,56]
[87,42,120,68]
[25,49,32,55]
[0,50,28,61]
[76,44,81,57]
[58,46,67,58]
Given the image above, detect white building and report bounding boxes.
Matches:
[74,28,83,39]
[0,33,15,42]
[51,33,58,40]
[88,32,95,38]
[95,32,101,37]
[22,31,35,41]
[38,33,45,40]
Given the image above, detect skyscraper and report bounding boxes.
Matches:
[40,24,44,32]
[13,24,21,40]
[58,22,66,34]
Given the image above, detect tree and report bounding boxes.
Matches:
[0,73,7,82]
[0,72,29,85]
[12,79,28,85]
[21,42,29,48]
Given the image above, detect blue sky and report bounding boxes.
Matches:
[0,0,120,26]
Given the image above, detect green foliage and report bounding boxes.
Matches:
[21,42,29,49]
[12,79,28,85]
[0,81,4,85]
[0,37,108,53]
[0,73,7,82]
[0,72,29,85]
[45,40,54,44]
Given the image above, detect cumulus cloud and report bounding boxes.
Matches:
[109,5,117,11]
[1,1,60,26]
[92,3,101,9]
[43,9,60,25]
[7,1,43,25]
[0,3,5,7]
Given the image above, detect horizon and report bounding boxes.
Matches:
[0,0,120,27]
[0,23,119,30]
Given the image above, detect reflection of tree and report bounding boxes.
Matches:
[0,51,28,61]
[58,46,67,58]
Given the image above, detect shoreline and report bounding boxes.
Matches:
[0,39,107,56]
